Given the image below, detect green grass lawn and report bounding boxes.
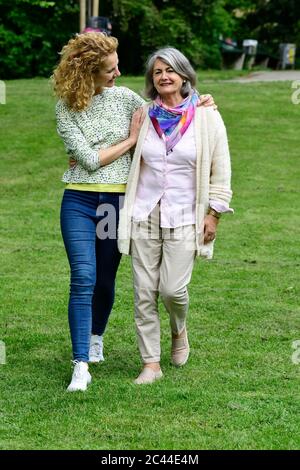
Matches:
[0,75,300,450]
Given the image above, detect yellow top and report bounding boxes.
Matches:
[65,183,126,193]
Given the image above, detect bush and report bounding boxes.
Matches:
[6,0,298,77]
[0,0,79,79]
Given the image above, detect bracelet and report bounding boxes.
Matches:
[208,208,221,219]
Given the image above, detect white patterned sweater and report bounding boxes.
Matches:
[56,86,145,183]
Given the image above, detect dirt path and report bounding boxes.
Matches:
[228,70,300,82]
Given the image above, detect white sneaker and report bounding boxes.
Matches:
[67,361,92,392]
[89,334,104,363]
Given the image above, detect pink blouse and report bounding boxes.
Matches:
[133,120,232,228]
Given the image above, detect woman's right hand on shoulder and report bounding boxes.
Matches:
[129,108,145,145]
[69,157,77,168]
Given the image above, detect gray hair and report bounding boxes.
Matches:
[145,47,197,100]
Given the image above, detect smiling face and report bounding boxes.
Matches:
[93,51,121,91]
[152,58,184,101]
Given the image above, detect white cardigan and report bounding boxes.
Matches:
[118,104,233,258]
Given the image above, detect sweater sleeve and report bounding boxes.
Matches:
[56,100,101,173]
[209,112,233,208]
[124,87,145,113]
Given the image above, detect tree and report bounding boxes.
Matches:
[101,0,236,72]
[0,0,299,78]
[0,0,79,78]
[225,0,300,54]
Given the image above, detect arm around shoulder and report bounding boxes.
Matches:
[56,100,100,173]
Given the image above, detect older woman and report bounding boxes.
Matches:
[118,47,233,384]
[53,34,215,392]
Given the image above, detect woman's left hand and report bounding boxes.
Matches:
[204,214,219,244]
[198,94,217,110]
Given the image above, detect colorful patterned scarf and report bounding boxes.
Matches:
[149,92,199,153]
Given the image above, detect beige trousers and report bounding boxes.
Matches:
[131,205,196,363]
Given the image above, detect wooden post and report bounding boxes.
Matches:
[87,0,92,18]
[93,0,99,17]
[80,0,86,32]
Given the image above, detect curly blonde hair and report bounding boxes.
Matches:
[52,33,118,111]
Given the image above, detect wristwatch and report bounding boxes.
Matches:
[207,207,221,219]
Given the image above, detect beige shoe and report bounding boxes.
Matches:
[171,328,190,367]
[134,367,163,385]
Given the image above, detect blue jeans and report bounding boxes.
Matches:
[60,190,124,361]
